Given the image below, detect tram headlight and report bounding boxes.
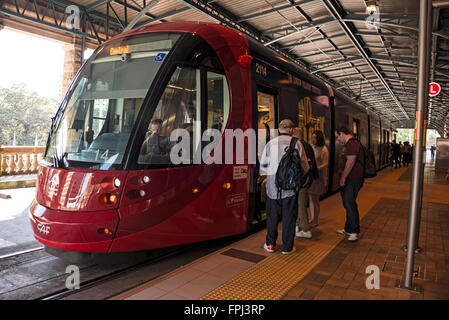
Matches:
[113,178,121,188]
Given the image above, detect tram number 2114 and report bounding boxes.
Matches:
[255,63,267,77]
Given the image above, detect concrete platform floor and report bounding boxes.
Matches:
[113,160,449,300]
[0,187,40,256]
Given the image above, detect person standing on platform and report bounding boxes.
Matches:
[308,130,329,227]
[392,140,401,168]
[335,126,365,242]
[260,119,309,254]
[292,127,316,239]
[399,141,405,166]
[403,141,411,167]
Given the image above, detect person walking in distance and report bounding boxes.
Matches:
[335,126,365,242]
[308,130,329,227]
[260,119,309,254]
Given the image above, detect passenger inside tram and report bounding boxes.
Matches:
[141,118,171,156]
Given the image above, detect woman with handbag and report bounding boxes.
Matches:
[308,130,329,227]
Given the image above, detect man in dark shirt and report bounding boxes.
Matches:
[335,126,365,242]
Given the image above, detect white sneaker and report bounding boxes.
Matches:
[295,226,299,233]
[296,230,312,239]
[282,246,296,255]
[347,233,359,242]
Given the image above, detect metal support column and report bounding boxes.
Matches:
[396,0,432,293]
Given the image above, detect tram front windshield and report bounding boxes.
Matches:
[45,33,180,170]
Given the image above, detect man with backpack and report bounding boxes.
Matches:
[335,126,365,242]
[260,119,309,254]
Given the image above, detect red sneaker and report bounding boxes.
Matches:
[264,243,275,253]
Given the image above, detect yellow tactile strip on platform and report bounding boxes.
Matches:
[201,233,344,300]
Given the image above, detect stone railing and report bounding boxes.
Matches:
[0,144,45,176]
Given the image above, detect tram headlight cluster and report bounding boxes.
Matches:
[99,193,118,205]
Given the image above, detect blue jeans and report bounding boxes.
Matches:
[340,178,364,234]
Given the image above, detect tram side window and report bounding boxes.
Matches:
[138,66,201,166]
[206,72,229,133]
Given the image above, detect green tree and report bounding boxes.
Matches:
[396,128,413,144]
[0,83,59,146]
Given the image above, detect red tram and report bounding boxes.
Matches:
[29,22,393,260]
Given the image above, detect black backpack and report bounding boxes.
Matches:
[275,138,305,198]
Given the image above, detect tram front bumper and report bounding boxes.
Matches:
[29,200,118,253]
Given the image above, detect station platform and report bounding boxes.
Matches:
[112,161,449,300]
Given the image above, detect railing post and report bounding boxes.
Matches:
[24,153,31,174]
[32,153,39,173]
[17,153,24,174]
[0,154,6,176]
[0,142,3,177]
[0,146,45,176]
[8,152,16,175]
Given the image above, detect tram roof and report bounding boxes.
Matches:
[1,0,448,135]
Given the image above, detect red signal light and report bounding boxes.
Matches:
[237,54,253,68]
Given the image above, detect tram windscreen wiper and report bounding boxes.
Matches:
[49,116,65,169]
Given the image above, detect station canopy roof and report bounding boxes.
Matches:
[1,0,448,135]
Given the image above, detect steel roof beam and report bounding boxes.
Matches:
[345,13,449,41]
[320,0,409,121]
[263,17,335,46]
[0,1,111,43]
[238,0,315,22]
[355,31,414,38]
[298,45,355,58]
[282,32,347,48]
[86,0,114,12]
[267,13,418,35]
[134,7,190,27]
[309,55,364,67]
[47,0,123,28]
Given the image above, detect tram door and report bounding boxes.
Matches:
[255,87,278,222]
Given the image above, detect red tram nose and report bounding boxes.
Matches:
[29,166,127,252]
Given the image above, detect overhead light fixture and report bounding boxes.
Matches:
[366,0,377,14]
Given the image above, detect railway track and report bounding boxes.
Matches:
[0,246,44,261]
[0,231,256,300]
